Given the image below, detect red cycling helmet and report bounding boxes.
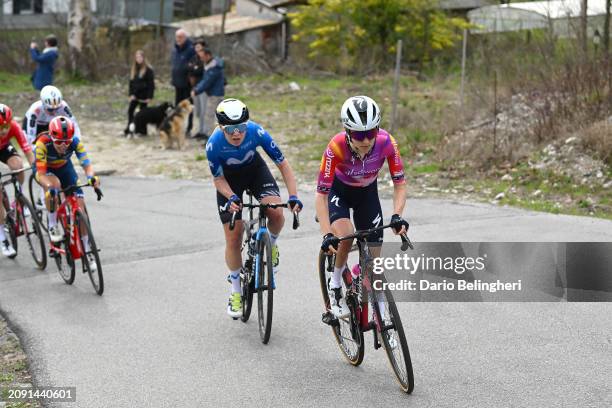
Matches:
[49,116,75,142]
[0,104,13,126]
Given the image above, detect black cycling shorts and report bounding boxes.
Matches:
[0,145,19,164]
[216,152,280,224]
[328,178,383,243]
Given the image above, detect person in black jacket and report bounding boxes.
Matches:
[124,50,155,136]
[171,29,195,137]
[187,40,207,140]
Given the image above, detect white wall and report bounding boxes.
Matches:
[3,1,12,15]
[43,0,97,13]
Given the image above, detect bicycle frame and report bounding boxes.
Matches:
[49,193,84,260]
[338,225,412,335]
[1,171,29,237]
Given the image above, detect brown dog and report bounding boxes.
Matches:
[159,99,193,150]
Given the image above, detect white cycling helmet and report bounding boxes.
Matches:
[40,85,63,110]
[340,95,381,131]
[216,98,249,125]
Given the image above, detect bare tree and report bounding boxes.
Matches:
[580,0,588,54]
[605,0,611,55]
[68,0,97,79]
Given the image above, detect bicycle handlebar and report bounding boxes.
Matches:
[0,167,30,183]
[336,223,414,252]
[59,183,103,201]
[228,202,300,231]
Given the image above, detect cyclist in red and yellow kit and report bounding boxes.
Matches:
[35,116,100,269]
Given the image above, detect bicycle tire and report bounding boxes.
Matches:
[241,259,255,323]
[257,232,273,344]
[17,195,47,269]
[318,251,364,366]
[28,174,48,233]
[373,275,414,393]
[76,210,104,295]
[54,220,75,284]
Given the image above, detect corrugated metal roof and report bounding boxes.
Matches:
[439,0,496,10]
[173,12,282,37]
[249,0,304,7]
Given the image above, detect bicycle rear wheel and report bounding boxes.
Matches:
[76,210,104,295]
[318,251,364,366]
[17,195,46,269]
[373,274,414,393]
[28,174,48,232]
[257,233,273,344]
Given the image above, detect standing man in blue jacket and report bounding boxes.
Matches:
[30,35,59,91]
[191,48,225,140]
[171,28,196,137]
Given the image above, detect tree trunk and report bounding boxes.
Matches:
[68,0,97,80]
[604,0,611,55]
[580,0,588,55]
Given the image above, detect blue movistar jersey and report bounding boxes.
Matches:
[205,120,285,177]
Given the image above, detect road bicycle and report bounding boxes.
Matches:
[49,182,104,295]
[1,167,46,269]
[318,224,415,393]
[229,192,299,344]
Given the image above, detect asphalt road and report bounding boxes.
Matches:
[1,177,611,407]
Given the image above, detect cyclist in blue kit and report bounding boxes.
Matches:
[205,98,303,318]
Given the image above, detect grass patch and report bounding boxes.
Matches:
[0,72,32,94]
[412,163,441,174]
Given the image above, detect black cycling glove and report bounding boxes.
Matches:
[390,214,409,234]
[321,233,340,252]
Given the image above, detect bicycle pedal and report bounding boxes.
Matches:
[321,311,339,327]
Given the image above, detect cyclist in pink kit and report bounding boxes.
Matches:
[315,96,409,317]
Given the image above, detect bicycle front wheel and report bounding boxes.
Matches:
[241,261,254,323]
[257,233,273,344]
[373,275,414,393]
[318,251,364,366]
[54,220,75,284]
[17,195,46,269]
[76,210,103,295]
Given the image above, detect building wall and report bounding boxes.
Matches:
[0,13,66,29]
[239,25,281,55]
[2,0,173,23]
[1,0,98,14]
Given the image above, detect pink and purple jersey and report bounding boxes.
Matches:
[316,129,405,194]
